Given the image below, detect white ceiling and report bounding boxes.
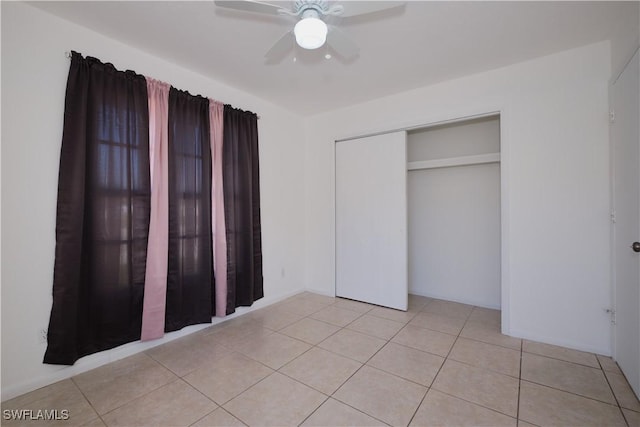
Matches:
[31,1,635,116]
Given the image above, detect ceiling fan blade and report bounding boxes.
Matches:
[265,31,295,61]
[326,26,359,60]
[336,1,405,18]
[214,0,289,16]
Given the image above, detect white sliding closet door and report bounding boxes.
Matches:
[335,131,408,310]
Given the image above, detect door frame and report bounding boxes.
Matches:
[330,107,511,333]
[609,46,640,394]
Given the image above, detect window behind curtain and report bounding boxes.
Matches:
[44,53,150,365]
[223,105,263,315]
[45,53,263,365]
[165,88,214,331]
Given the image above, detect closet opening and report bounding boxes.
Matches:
[407,115,501,309]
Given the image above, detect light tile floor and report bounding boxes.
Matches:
[3,292,640,426]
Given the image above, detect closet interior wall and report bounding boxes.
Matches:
[407,116,502,309]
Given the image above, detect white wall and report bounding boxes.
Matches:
[609,1,639,81]
[407,117,500,161]
[1,2,306,399]
[407,118,501,308]
[408,164,501,308]
[304,41,612,355]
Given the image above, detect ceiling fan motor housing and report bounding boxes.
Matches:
[294,0,329,15]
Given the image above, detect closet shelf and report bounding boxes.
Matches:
[407,152,500,171]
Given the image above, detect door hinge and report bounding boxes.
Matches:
[610,110,616,123]
[611,209,616,223]
[606,308,616,325]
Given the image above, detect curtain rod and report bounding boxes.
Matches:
[64,51,260,119]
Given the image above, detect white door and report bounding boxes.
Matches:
[612,49,640,397]
[335,131,408,310]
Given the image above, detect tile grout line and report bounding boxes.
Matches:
[70,364,178,421]
[358,299,432,367]
[307,310,367,329]
[21,295,636,426]
[327,298,430,426]
[161,328,280,412]
[96,376,184,420]
[282,298,393,427]
[516,344,633,413]
[456,332,521,351]
[522,349,607,370]
[186,402,219,427]
[427,388,520,421]
[276,298,371,369]
[312,396,392,427]
[291,357,393,427]
[515,338,631,408]
[435,356,521,381]
[173,376,221,416]
[520,377,624,407]
[415,305,524,422]
[248,296,380,426]
[68,376,106,426]
[344,315,407,340]
[295,394,332,427]
[407,301,472,426]
[389,339,451,360]
[308,298,429,425]
[595,356,630,427]
[149,300,629,425]
[621,408,633,427]
[516,338,523,423]
[238,332,312,371]
[323,300,436,388]
[217,370,282,425]
[180,337,304,411]
[281,296,369,330]
[201,355,275,407]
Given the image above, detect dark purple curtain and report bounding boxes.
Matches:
[45,53,263,365]
[165,89,214,331]
[223,105,263,314]
[44,52,150,365]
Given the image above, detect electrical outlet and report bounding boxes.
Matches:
[39,328,48,344]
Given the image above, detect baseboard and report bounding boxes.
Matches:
[303,287,336,298]
[509,328,611,356]
[1,289,302,402]
[408,289,501,310]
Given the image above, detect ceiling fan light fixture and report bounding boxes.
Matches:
[294,17,328,50]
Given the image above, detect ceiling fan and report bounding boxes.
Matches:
[214,0,405,61]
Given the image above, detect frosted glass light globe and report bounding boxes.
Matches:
[294,17,328,50]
